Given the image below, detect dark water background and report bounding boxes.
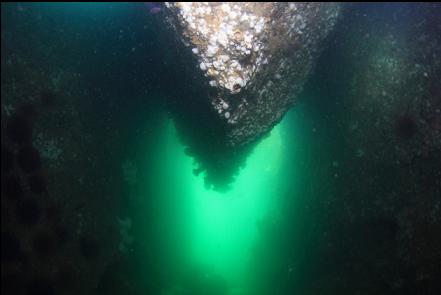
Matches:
[2,3,440,295]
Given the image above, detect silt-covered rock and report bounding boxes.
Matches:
[164,2,340,147]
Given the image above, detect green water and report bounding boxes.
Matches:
[133,106,316,294]
[2,3,440,295]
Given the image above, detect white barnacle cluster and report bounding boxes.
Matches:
[211,96,238,123]
[213,96,229,113]
[173,2,268,94]
[282,3,307,38]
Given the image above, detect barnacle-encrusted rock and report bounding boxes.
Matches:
[164,2,341,147]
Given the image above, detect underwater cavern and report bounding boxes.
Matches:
[1,2,441,295]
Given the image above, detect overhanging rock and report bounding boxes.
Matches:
[164,2,341,147]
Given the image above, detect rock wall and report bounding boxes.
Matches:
[164,2,340,147]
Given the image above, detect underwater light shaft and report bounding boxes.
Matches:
[188,123,284,283]
[149,114,301,292]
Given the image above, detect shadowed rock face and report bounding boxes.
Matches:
[164,2,340,147]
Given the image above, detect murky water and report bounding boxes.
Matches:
[2,3,440,295]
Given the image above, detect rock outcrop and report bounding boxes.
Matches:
[164,2,340,147]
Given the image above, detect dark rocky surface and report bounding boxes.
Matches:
[1,3,440,295]
[164,2,341,148]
